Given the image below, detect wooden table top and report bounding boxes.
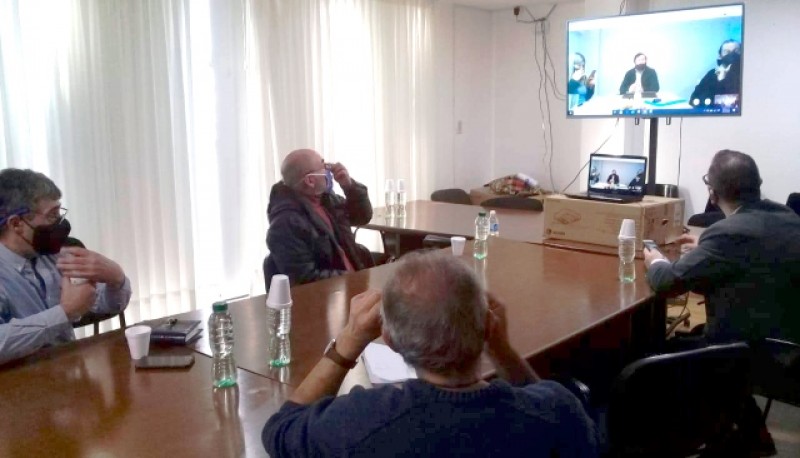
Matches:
[180,237,653,387]
[0,331,290,458]
[364,200,545,243]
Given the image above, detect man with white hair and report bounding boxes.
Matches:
[262,251,598,457]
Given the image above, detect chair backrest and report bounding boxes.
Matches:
[430,188,472,205]
[786,193,800,217]
[751,338,800,408]
[481,197,543,212]
[607,342,751,457]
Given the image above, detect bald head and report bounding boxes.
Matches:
[281,149,324,189]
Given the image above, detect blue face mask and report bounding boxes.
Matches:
[308,169,334,195]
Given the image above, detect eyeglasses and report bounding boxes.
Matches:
[702,174,710,185]
[33,207,68,224]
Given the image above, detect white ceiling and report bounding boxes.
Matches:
[451,0,575,11]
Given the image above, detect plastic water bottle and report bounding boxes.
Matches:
[618,236,636,283]
[396,179,407,218]
[266,306,292,367]
[266,274,292,367]
[209,301,237,388]
[474,211,489,260]
[385,179,396,218]
[488,210,499,237]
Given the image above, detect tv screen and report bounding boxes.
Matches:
[566,4,744,118]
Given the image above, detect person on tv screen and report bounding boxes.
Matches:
[567,52,595,109]
[690,40,741,107]
[607,169,620,186]
[619,53,660,95]
[589,167,600,185]
[628,170,644,189]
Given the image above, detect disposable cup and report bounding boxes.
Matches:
[267,274,292,309]
[618,219,636,239]
[451,236,466,256]
[125,325,151,360]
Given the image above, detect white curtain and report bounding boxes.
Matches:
[0,0,434,336]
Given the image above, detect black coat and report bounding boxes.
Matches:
[264,181,374,287]
[618,66,660,94]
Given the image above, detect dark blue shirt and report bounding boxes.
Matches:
[263,379,599,457]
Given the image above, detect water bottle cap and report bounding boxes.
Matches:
[396,179,406,192]
[212,301,228,312]
[489,210,496,215]
[385,179,394,191]
[478,211,486,217]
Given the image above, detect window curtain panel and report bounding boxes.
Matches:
[0,0,434,336]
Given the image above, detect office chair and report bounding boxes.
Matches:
[606,342,751,457]
[481,197,543,212]
[786,192,800,217]
[686,198,724,227]
[430,188,472,205]
[750,338,800,421]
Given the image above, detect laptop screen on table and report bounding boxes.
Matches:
[587,154,648,197]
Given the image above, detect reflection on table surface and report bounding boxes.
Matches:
[0,331,289,458]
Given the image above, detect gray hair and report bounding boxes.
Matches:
[381,251,487,375]
[0,169,61,234]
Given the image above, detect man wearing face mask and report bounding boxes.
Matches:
[264,149,374,286]
[690,40,742,107]
[0,169,131,365]
[619,52,660,95]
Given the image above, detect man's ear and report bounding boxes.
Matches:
[708,188,719,206]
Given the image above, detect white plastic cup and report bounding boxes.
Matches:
[267,274,292,309]
[125,325,152,360]
[451,236,466,256]
[385,179,395,192]
[396,179,406,193]
[618,219,636,239]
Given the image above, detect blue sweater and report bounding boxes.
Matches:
[262,379,599,457]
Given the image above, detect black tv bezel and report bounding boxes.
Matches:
[565,3,745,119]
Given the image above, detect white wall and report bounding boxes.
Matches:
[439,0,800,217]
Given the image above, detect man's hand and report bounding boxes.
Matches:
[676,233,699,252]
[60,277,97,320]
[485,293,512,357]
[57,247,126,288]
[337,289,382,360]
[329,162,353,189]
[643,247,667,270]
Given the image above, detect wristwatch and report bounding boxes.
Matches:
[323,339,358,369]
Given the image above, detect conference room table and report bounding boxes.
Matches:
[177,237,658,388]
[0,330,287,457]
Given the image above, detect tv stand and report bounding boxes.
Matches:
[647,117,658,195]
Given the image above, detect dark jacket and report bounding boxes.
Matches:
[647,200,800,343]
[264,180,374,287]
[690,60,741,104]
[619,66,660,94]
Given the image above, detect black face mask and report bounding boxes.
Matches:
[717,52,739,67]
[30,218,72,255]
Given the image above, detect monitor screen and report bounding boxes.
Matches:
[566,4,744,118]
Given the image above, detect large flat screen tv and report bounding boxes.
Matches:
[567,4,744,118]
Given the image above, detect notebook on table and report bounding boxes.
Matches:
[566,153,648,203]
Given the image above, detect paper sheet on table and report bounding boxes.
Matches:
[363,342,417,384]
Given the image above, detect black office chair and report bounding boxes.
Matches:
[606,342,752,457]
[786,192,800,217]
[687,198,724,227]
[750,338,800,421]
[481,196,543,212]
[430,188,472,205]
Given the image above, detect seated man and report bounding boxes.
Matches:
[644,150,800,455]
[0,169,131,365]
[619,52,660,95]
[264,149,374,286]
[263,252,598,457]
[690,40,742,107]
